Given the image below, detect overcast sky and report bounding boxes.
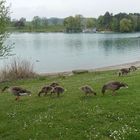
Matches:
[6,0,140,20]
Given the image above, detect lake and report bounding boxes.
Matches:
[1,32,140,73]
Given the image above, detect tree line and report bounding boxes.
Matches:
[9,12,140,33]
[10,16,64,32]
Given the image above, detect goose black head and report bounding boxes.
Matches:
[27,90,32,96]
[120,83,128,88]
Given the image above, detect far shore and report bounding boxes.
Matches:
[40,60,140,76]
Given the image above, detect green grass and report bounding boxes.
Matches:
[0,70,140,140]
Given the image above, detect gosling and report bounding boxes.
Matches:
[50,86,65,97]
[102,81,128,95]
[80,85,96,96]
[38,85,53,97]
[50,82,59,87]
[38,82,59,97]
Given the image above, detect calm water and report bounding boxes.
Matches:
[1,32,140,73]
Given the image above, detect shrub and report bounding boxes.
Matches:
[0,58,36,81]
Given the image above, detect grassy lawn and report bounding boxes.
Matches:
[0,70,140,140]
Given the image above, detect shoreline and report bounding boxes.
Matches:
[40,60,140,76]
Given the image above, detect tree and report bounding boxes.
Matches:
[31,16,48,29]
[19,17,26,27]
[41,17,48,28]
[64,16,75,32]
[120,18,133,32]
[13,17,26,29]
[86,18,96,29]
[97,12,112,31]
[137,16,140,31]
[64,15,82,33]
[111,17,119,31]
[130,14,140,31]
[0,0,12,57]
[74,15,82,32]
[32,16,41,29]
[97,15,104,30]
[103,12,112,29]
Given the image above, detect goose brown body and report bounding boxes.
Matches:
[49,82,59,87]
[118,68,130,76]
[51,86,64,97]
[2,86,31,100]
[38,82,60,97]
[80,85,96,96]
[129,66,137,71]
[102,81,128,95]
[38,85,52,96]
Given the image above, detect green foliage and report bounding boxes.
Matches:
[111,17,119,31]
[0,0,12,57]
[31,16,48,29]
[0,0,9,32]
[11,17,26,29]
[97,15,104,30]
[97,12,140,32]
[32,16,42,29]
[41,17,48,27]
[136,15,140,31]
[0,70,140,139]
[103,12,112,29]
[130,14,138,31]
[64,15,83,33]
[86,18,96,29]
[97,12,112,31]
[120,18,133,32]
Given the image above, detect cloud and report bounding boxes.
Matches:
[6,0,140,20]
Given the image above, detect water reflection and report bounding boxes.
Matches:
[99,38,140,56]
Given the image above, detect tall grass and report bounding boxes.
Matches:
[0,58,36,81]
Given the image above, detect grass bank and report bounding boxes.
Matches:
[0,70,140,140]
[8,25,65,33]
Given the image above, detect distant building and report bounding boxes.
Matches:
[82,28,97,33]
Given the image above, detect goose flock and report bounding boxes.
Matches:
[1,66,137,101]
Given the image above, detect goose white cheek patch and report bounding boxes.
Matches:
[19,93,28,96]
[125,86,128,88]
[120,86,128,89]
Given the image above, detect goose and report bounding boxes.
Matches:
[38,82,59,97]
[51,86,65,97]
[129,66,137,71]
[80,85,96,96]
[2,86,31,100]
[38,85,52,97]
[118,68,130,76]
[102,81,128,95]
[49,82,59,87]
